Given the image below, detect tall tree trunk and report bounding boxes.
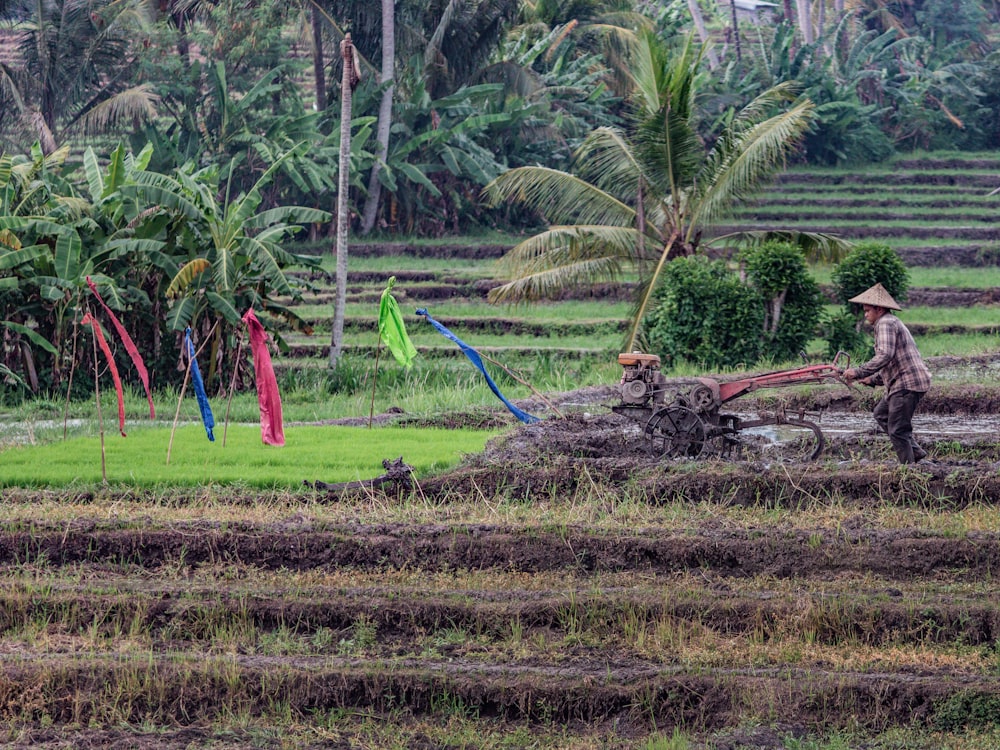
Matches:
[329,35,358,369]
[311,5,326,111]
[783,0,798,59]
[796,0,814,44]
[360,0,395,235]
[729,0,741,63]
[686,0,720,69]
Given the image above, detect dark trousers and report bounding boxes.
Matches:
[873,389,925,464]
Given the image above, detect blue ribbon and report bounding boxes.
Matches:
[416,309,539,424]
[185,328,215,441]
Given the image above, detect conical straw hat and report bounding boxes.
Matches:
[848,283,901,310]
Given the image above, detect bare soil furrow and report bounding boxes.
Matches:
[2,654,1000,733]
[1,525,998,579]
[2,586,998,648]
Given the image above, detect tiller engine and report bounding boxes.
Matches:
[613,352,851,460]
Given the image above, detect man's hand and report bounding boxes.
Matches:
[843,368,857,384]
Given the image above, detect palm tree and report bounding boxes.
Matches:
[360,0,395,235]
[0,0,158,153]
[483,31,817,350]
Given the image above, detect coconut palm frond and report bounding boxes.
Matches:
[50,196,92,221]
[573,127,643,198]
[691,99,814,231]
[495,224,640,277]
[631,34,702,198]
[483,166,636,227]
[27,111,58,156]
[731,80,801,127]
[75,86,160,136]
[488,255,625,303]
[708,230,854,264]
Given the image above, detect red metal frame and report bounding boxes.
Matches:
[716,352,850,405]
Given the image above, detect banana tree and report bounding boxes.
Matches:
[124,146,331,382]
[0,142,166,390]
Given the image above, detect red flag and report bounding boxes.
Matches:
[242,308,284,446]
[82,312,126,437]
[87,277,155,418]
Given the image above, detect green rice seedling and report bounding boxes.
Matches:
[644,728,693,750]
[0,424,500,489]
[338,614,377,655]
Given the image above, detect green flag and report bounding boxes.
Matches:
[378,276,418,368]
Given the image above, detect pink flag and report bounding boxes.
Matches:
[242,308,284,446]
[87,277,155,418]
[82,312,126,437]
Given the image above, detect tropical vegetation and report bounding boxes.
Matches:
[0,0,998,402]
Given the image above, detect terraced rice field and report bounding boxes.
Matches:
[4,153,1000,748]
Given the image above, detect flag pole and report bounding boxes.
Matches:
[88,307,107,484]
[368,330,383,428]
[478,351,565,418]
[222,329,246,447]
[167,321,219,464]
[63,296,81,440]
[167,343,193,466]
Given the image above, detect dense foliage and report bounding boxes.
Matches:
[644,256,766,369]
[643,243,823,369]
[1,0,997,397]
[740,241,824,364]
[831,241,911,309]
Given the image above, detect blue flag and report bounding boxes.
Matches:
[185,328,215,441]
[416,308,539,424]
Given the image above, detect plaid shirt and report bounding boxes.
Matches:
[855,313,931,394]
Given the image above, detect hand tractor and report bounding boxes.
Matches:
[613,351,852,460]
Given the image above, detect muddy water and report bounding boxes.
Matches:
[738,411,1000,441]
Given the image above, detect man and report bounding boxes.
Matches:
[843,283,931,464]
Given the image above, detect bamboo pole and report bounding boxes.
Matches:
[368,331,382,428]
[166,346,194,466]
[88,309,107,484]
[222,330,246,447]
[62,300,81,440]
[478,351,564,419]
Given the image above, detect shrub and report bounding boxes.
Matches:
[643,256,764,369]
[819,309,871,360]
[831,242,909,309]
[741,241,824,363]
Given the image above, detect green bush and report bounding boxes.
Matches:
[644,247,825,370]
[819,309,870,360]
[643,256,764,369]
[831,242,910,309]
[741,241,824,363]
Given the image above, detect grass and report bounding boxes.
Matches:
[0,423,500,488]
[741,206,1000,219]
[810,265,1000,288]
[750,190,1000,203]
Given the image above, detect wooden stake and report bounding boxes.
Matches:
[63,300,81,440]
[222,330,246,447]
[166,344,193,466]
[88,309,107,484]
[479,351,565,419]
[368,331,382,428]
